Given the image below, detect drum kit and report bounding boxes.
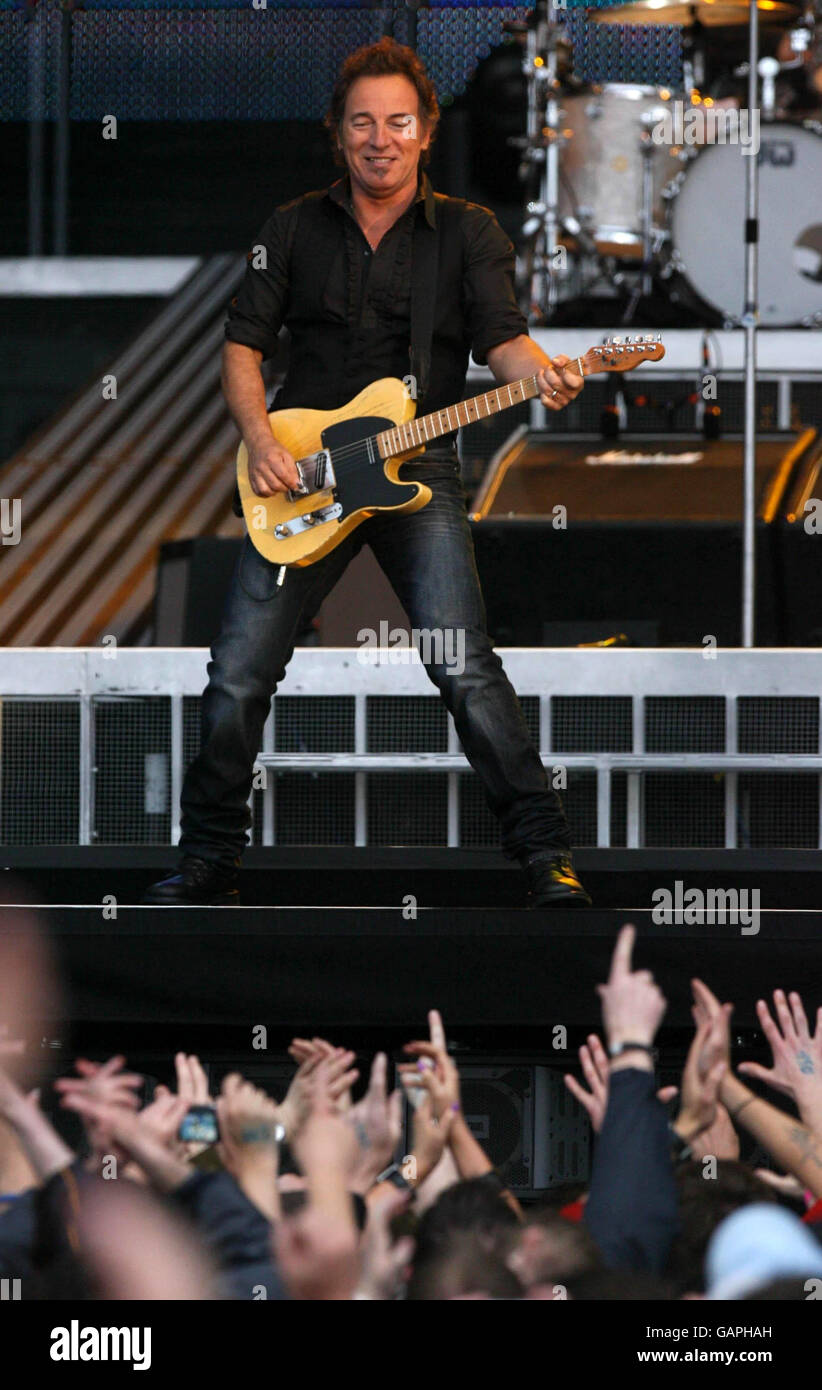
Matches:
[507,0,822,327]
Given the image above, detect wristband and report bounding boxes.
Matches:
[608,1040,657,1061]
[373,1162,412,1192]
[668,1123,694,1163]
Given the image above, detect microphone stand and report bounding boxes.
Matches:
[741,0,759,647]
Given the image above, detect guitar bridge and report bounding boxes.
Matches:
[287,449,336,502]
[274,502,342,539]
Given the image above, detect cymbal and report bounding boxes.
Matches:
[592,0,798,26]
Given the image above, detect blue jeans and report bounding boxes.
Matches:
[180,449,572,865]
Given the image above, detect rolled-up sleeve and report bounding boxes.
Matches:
[224,204,295,360]
[462,204,528,366]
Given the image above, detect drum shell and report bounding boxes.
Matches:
[559,85,686,257]
[668,121,822,326]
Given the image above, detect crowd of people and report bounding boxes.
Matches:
[1,917,822,1301]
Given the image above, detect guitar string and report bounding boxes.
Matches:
[288,368,557,473]
[264,347,652,480]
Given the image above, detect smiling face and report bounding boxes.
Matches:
[338,74,431,205]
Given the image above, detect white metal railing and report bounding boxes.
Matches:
[3,646,822,848]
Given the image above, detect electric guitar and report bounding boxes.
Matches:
[237,334,666,567]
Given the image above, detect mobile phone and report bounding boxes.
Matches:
[178,1104,219,1145]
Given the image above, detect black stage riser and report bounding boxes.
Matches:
[5,848,822,910]
[11,907,822,1035]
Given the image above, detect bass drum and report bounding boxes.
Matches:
[668,122,822,326]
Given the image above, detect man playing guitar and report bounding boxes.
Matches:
[145,37,591,908]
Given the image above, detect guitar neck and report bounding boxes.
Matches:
[376,373,542,459]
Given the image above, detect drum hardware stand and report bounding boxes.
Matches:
[620,114,665,322]
[758,54,781,115]
[681,14,708,94]
[509,1,573,322]
[742,0,760,647]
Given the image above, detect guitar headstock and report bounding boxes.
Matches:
[583,334,666,375]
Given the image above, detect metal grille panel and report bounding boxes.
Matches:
[276,696,355,753]
[737,774,819,849]
[646,697,726,753]
[0,700,79,844]
[551,696,632,752]
[367,696,447,753]
[274,771,355,845]
[367,772,449,846]
[644,772,725,848]
[94,697,171,843]
[738,697,819,754]
[5,652,822,851]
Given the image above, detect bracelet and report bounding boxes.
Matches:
[731,1096,757,1120]
[668,1123,694,1164]
[372,1162,412,1193]
[608,1040,658,1061]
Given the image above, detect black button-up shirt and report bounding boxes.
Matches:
[224,169,528,438]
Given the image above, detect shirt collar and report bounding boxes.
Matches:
[328,167,436,229]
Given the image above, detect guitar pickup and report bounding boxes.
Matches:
[287,449,336,502]
[274,502,342,539]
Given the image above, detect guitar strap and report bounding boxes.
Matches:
[408,212,439,409]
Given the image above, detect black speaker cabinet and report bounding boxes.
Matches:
[469,430,821,647]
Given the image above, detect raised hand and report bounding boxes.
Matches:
[398,1008,461,1119]
[216,1073,282,1222]
[689,1102,740,1162]
[597,924,667,1057]
[738,991,822,1134]
[672,1017,728,1147]
[409,1092,454,1187]
[564,1032,678,1134]
[61,1090,190,1192]
[55,1055,143,1172]
[345,1053,403,1194]
[563,1034,610,1132]
[280,1045,358,1137]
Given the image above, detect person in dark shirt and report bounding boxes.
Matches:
[146,37,591,909]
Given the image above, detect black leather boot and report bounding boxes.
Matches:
[520,850,592,908]
[142,856,241,906]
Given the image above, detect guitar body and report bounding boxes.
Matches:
[237,377,427,567]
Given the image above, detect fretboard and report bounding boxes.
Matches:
[376,374,541,459]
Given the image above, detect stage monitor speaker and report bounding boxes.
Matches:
[399,1062,590,1195]
[469,430,819,647]
[153,538,242,647]
[154,538,409,648]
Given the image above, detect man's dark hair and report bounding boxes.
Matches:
[407,1232,524,1301]
[406,1177,520,1298]
[323,36,440,168]
[665,1160,779,1296]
